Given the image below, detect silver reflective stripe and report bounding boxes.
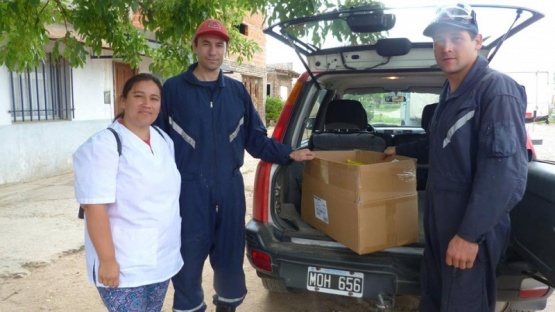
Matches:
[217,294,246,303]
[443,110,475,148]
[170,116,195,149]
[229,117,244,143]
[173,302,205,312]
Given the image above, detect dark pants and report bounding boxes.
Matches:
[172,173,247,311]
[419,189,510,312]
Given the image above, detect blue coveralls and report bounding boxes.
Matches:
[397,56,528,312]
[155,64,293,311]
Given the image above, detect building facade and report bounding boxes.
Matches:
[0,13,297,185]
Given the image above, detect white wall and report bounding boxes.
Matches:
[0,120,110,184]
[72,57,115,121]
[0,67,13,126]
[0,56,154,185]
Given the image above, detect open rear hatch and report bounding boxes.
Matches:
[264,4,544,78]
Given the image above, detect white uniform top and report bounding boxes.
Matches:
[73,121,183,288]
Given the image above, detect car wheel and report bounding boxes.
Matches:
[261,277,289,293]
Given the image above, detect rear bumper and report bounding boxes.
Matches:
[246,220,552,306]
[246,220,422,299]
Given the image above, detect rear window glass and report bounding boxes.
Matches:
[342,92,439,128]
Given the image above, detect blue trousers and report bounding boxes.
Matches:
[172,172,247,311]
[419,189,510,312]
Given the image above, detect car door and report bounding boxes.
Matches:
[511,160,555,286]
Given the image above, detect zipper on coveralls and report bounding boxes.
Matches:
[209,86,219,214]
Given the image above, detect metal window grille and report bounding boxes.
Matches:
[9,54,74,122]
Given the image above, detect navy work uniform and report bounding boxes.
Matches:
[156,63,293,312]
[398,55,528,311]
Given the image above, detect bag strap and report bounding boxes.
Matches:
[77,127,121,219]
[152,125,166,142]
[106,127,122,156]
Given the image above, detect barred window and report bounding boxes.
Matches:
[9,54,74,122]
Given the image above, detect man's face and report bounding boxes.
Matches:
[193,34,227,72]
[431,27,482,78]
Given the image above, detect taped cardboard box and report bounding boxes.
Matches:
[301,150,418,255]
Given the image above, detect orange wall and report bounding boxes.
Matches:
[228,13,266,67]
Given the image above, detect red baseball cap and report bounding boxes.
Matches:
[194,19,230,42]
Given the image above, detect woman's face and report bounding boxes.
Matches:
[121,80,161,128]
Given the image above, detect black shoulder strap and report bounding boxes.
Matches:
[77,127,122,219]
[152,125,166,142]
[106,127,122,156]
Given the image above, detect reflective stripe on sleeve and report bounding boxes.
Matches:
[170,116,196,149]
[229,117,244,143]
[443,110,475,148]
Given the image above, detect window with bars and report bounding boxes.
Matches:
[9,54,74,122]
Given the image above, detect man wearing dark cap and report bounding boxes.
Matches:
[385,3,528,311]
[155,18,314,312]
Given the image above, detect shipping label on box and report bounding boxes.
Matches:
[313,196,329,224]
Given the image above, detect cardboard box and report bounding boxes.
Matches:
[301,150,418,255]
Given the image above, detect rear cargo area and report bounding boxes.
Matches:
[275,158,426,249]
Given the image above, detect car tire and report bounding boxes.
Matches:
[261,277,289,293]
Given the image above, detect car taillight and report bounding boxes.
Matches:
[253,161,271,222]
[253,73,310,222]
[251,249,272,272]
[271,72,309,142]
[525,132,536,160]
[519,278,550,299]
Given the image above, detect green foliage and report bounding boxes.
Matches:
[267,0,384,49]
[0,0,383,77]
[265,96,284,124]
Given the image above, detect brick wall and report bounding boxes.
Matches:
[225,12,268,123]
[266,63,299,101]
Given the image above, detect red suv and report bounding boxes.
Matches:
[245,4,554,311]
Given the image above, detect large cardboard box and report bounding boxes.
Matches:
[301,150,418,255]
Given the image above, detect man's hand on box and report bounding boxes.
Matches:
[383,146,397,158]
[290,148,315,162]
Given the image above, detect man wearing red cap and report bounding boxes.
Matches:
[384,4,528,311]
[155,18,314,312]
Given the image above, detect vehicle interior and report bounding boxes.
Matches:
[276,70,444,246]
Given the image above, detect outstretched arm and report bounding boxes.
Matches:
[289,148,315,162]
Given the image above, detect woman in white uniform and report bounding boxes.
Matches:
[73,73,182,312]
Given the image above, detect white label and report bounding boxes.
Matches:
[313,196,329,224]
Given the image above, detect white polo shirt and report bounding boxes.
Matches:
[73,121,183,288]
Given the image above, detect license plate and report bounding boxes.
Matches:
[306,266,364,297]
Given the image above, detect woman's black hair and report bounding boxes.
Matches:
[113,73,163,121]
